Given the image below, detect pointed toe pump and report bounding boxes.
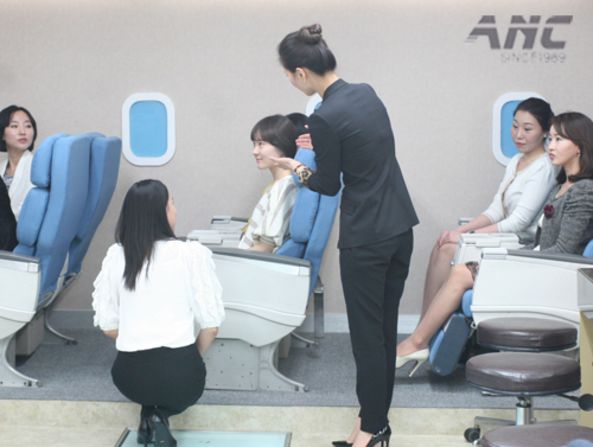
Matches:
[395,348,429,377]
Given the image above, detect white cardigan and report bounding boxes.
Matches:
[0,150,34,220]
[483,153,557,243]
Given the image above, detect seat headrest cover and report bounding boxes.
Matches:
[30,133,67,187]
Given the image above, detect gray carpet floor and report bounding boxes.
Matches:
[0,329,575,410]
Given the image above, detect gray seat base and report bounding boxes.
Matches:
[481,423,593,447]
[203,338,307,392]
[477,317,577,351]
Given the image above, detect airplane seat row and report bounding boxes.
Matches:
[0,132,121,387]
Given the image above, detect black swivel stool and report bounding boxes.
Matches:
[480,423,593,447]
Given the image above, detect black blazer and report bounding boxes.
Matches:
[307,79,418,248]
[0,178,17,251]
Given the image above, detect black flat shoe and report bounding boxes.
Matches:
[147,413,177,447]
[137,415,153,445]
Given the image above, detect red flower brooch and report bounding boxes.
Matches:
[543,204,555,218]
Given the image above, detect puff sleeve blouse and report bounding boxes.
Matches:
[92,239,225,352]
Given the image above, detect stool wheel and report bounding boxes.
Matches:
[464,426,480,443]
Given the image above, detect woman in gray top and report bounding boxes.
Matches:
[396,111,593,376]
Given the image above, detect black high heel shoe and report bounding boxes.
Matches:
[137,415,153,445]
[333,426,391,447]
[147,413,177,447]
[366,425,391,447]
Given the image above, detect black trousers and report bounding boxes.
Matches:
[111,343,206,419]
[340,229,413,433]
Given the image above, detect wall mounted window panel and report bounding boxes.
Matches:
[492,91,545,166]
[122,93,176,166]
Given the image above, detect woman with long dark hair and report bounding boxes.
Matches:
[274,24,419,447]
[93,179,224,447]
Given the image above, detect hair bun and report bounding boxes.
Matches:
[298,24,323,44]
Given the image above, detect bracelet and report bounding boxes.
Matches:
[295,164,313,185]
[293,163,303,173]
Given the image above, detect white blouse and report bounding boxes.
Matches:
[0,150,34,220]
[92,240,225,352]
[482,153,557,243]
[239,175,297,250]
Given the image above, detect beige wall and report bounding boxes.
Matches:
[1,0,592,316]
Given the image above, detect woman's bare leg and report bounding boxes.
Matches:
[398,264,474,356]
[421,242,457,317]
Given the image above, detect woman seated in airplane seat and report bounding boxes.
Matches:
[238,114,305,253]
[0,177,17,250]
[92,179,225,447]
[0,105,38,220]
[420,98,557,318]
[397,111,593,376]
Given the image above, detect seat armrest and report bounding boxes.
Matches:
[187,229,241,245]
[505,249,593,265]
[454,234,521,264]
[210,215,248,232]
[0,251,40,271]
[210,247,311,268]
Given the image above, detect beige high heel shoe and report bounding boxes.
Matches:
[395,348,429,377]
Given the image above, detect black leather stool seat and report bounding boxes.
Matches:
[478,317,577,351]
[481,424,593,447]
[466,352,580,395]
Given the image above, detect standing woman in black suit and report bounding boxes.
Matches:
[274,24,419,447]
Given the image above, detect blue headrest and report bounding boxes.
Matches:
[30,134,66,187]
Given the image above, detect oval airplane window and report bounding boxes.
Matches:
[122,93,176,166]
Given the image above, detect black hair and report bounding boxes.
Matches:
[278,24,337,75]
[250,115,298,159]
[115,179,175,290]
[514,97,554,132]
[551,112,593,184]
[0,178,17,250]
[0,105,38,152]
[286,112,308,136]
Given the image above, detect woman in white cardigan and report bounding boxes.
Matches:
[420,98,556,317]
[0,105,37,220]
